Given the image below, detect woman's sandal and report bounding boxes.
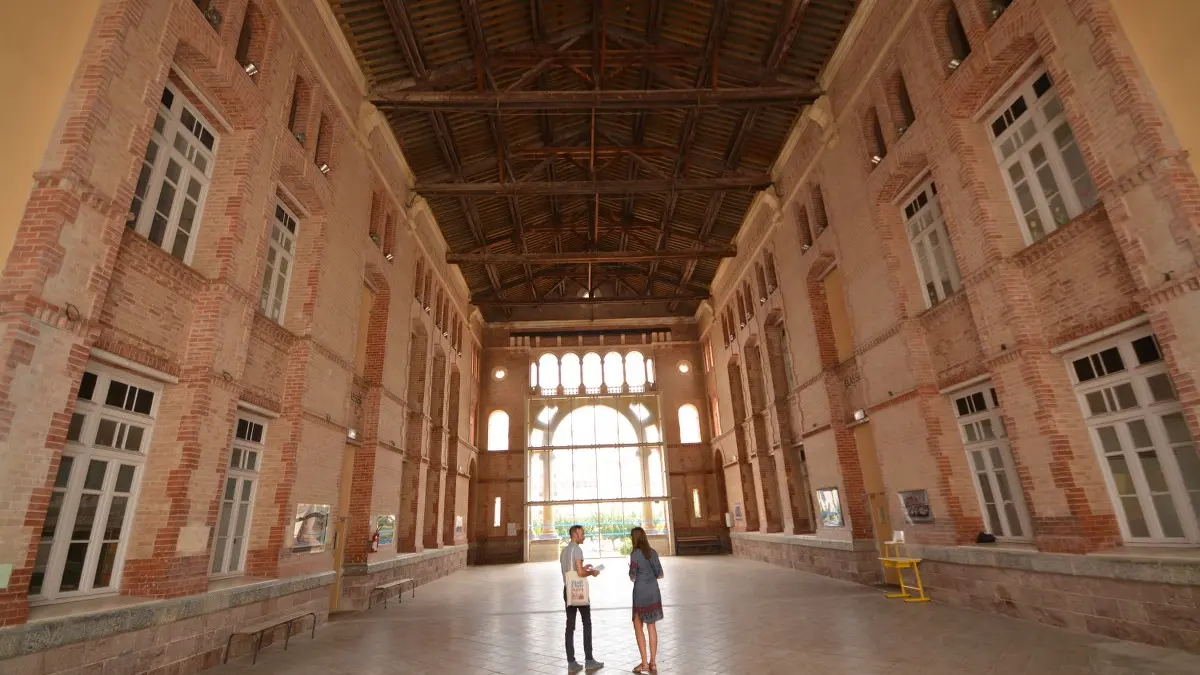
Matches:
[632,665,650,674]
[648,663,657,673]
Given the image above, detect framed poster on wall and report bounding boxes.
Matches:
[375,514,396,547]
[292,504,331,553]
[898,490,933,523]
[816,488,843,528]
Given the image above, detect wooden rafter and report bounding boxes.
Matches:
[447,249,737,265]
[372,85,819,110]
[416,175,771,196]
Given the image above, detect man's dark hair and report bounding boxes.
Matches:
[569,524,584,537]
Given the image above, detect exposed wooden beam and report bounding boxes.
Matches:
[372,85,819,110]
[448,249,737,265]
[472,294,709,308]
[417,175,770,196]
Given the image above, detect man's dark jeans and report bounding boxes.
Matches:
[564,589,593,662]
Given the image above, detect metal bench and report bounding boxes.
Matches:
[369,577,416,609]
[675,534,723,555]
[224,610,317,665]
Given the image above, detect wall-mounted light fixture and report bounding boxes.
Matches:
[318,163,330,176]
[759,296,767,304]
[870,154,883,166]
[243,62,259,76]
[897,124,909,135]
[385,253,394,262]
[948,58,962,70]
[853,409,866,422]
[678,361,691,374]
[493,367,506,380]
[347,427,359,441]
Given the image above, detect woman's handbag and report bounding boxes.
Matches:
[565,570,591,606]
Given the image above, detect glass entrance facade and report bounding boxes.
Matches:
[526,386,671,561]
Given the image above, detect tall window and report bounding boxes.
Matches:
[259,201,298,322]
[947,5,971,63]
[582,353,603,389]
[128,84,217,262]
[31,366,158,601]
[702,339,713,373]
[603,352,625,389]
[211,414,264,576]
[989,70,1097,244]
[903,180,961,307]
[896,73,916,128]
[1068,329,1200,542]
[794,201,813,249]
[529,361,538,389]
[868,108,887,163]
[811,185,829,236]
[710,395,722,436]
[625,351,646,388]
[538,353,559,392]
[679,404,702,444]
[764,251,779,290]
[952,384,1031,539]
[560,353,582,393]
[487,410,509,451]
[493,497,502,527]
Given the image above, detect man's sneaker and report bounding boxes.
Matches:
[585,659,605,670]
[568,661,584,672]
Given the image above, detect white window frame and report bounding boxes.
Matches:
[1066,328,1200,544]
[987,68,1097,245]
[259,200,298,323]
[128,82,219,263]
[30,364,158,604]
[210,411,265,577]
[902,179,961,308]
[952,383,1033,541]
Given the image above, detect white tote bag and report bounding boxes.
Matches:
[565,570,591,606]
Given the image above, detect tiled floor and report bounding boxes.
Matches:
[212,557,1200,675]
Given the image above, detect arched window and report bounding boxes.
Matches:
[487,410,509,451]
[603,352,624,389]
[582,352,603,389]
[529,362,538,388]
[765,251,779,290]
[646,358,655,384]
[538,353,559,391]
[625,351,646,387]
[678,404,702,443]
[560,353,581,391]
[755,263,768,301]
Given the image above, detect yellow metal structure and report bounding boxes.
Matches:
[878,533,930,603]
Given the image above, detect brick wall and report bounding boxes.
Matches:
[0,0,481,651]
[702,0,1200,651]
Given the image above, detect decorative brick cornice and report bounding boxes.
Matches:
[1011,204,1110,270]
[251,311,299,349]
[1140,267,1200,307]
[118,229,206,293]
[91,333,181,378]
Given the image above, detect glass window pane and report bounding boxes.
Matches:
[1147,374,1177,403]
[1100,347,1125,375]
[1152,494,1184,538]
[84,460,107,490]
[55,456,75,488]
[1108,456,1136,496]
[114,465,135,493]
[487,411,509,451]
[625,352,646,387]
[104,496,128,540]
[1162,413,1193,445]
[1174,444,1200,491]
[1121,495,1150,538]
[78,372,98,401]
[582,353,602,388]
[1096,426,1122,453]
[560,354,581,390]
[603,353,624,388]
[67,413,86,443]
[1132,336,1161,365]
[538,354,559,390]
[72,494,100,540]
[1005,503,1023,537]
[1073,357,1096,383]
[60,542,89,592]
[678,405,701,443]
[1138,450,1170,492]
[1114,383,1138,410]
[1086,391,1108,417]
[1127,419,1153,448]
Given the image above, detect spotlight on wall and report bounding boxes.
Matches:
[347,427,359,441]
[801,244,811,251]
[385,253,394,262]
[678,361,691,374]
[759,296,767,304]
[948,58,962,70]
[897,124,909,135]
[243,62,259,76]
[853,409,866,422]
[870,154,883,166]
[424,305,431,313]
[493,367,507,380]
[318,163,330,175]
[443,331,450,338]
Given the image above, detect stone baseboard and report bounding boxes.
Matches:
[731,533,882,584]
[914,546,1200,653]
[0,572,334,675]
[338,546,467,611]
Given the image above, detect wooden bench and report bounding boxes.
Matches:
[224,610,316,665]
[368,577,416,609]
[675,534,723,555]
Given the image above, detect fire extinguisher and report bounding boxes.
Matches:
[371,531,380,553]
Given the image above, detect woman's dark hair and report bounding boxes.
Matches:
[630,527,654,559]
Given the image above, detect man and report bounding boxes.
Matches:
[561,525,604,672]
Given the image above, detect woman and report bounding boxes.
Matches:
[627,527,664,673]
